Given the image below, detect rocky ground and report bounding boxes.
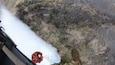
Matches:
[0,0,115,65]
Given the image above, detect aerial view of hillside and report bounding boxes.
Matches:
[0,0,115,65]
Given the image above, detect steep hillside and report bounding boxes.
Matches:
[1,0,115,65]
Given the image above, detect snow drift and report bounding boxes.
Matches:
[0,7,61,65]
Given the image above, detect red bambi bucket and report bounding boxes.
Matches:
[32,52,43,63]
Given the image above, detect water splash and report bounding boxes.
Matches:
[0,7,61,65]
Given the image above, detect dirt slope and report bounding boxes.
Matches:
[1,0,115,65]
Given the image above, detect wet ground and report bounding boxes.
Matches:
[92,0,115,17]
[62,0,115,17]
[92,0,115,64]
[62,0,115,65]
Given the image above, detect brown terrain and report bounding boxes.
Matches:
[0,0,115,65]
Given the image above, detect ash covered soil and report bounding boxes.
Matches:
[1,0,115,65]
